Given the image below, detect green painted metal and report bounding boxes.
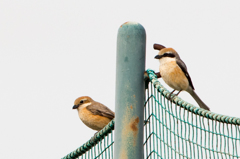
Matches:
[62,68,240,159]
[114,22,146,159]
[144,69,240,158]
[146,69,240,124]
[61,119,114,159]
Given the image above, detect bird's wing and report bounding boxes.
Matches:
[176,59,195,90]
[87,104,115,120]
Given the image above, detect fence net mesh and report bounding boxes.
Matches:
[144,69,240,159]
[62,69,240,159]
[62,120,114,159]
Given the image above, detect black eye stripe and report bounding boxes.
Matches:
[163,53,175,58]
[156,53,175,59]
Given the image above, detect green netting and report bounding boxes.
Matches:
[62,120,114,159]
[63,69,240,159]
[144,69,240,159]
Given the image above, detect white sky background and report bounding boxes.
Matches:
[1,1,240,158]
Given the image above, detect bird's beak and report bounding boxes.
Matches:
[72,105,79,109]
[155,55,162,59]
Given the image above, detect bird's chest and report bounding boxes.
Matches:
[79,107,93,125]
[159,60,188,90]
[78,107,110,131]
[159,60,178,77]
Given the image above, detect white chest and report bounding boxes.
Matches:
[159,58,177,75]
[158,58,189,90]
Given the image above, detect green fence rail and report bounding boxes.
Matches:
[62,69,240,159]
[62,120,114,159]
[144,69,240,159]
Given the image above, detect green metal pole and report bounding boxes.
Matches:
[114,22,146,159]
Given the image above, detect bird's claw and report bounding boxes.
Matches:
[167,94,176,101]
[90,131,99,143]
[167,90,176,100]
[167,90,181,101]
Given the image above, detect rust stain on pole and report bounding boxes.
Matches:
[120,21,130,27]
[130,117,139,136]
[119,116,140,159]
[130,117,139,146]
[115,22,145,159]
[120,115,140,158]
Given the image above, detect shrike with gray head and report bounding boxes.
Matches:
[154,44,210,111]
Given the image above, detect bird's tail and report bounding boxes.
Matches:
[188,89,210,111]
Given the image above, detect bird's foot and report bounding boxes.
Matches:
[167,90,182,101]
[167,90,175,100]
[167,94,176,101]
[90,131,99,143]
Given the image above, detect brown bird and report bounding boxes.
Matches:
[154,44,210,111]
[73,96,115,131]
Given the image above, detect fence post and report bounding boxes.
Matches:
[114,22,146,159]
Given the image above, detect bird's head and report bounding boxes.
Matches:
[72,96,93,110]
[153,43,180,60]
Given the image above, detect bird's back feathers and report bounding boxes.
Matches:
[176,59,194,90]
[87,103,115,120]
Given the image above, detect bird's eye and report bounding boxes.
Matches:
[80,100,84,104]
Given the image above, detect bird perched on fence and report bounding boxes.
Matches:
[73,96,115,131]
[154,44,210,111]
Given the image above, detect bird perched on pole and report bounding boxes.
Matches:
[154,43,210,111]
[73,96,115,131]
